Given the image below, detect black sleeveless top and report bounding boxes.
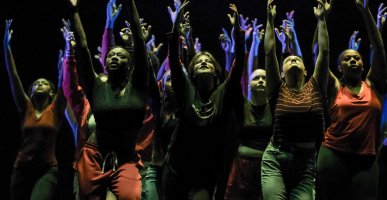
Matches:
[92,76,146,161]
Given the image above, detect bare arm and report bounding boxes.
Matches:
[313,2,330,95]
[247,20,263,100]
[355,0,387,94]
[3,20,29,114]
[128,0,149,93]
[68,0,97,88]
[227,4,245,86]
[264,0,281,98]
[169,1,190,105]
[100,0,121,68]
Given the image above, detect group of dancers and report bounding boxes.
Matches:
[3,0,387,199]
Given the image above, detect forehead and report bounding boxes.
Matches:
[35,78,49,84]
[108,47,129,55]
[250,69,266,81]
[197,54,211,60]
[284,55,302,62]
[342,50,360,57]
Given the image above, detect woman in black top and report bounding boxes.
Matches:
[161,2,245,200]
[73,0,149,199]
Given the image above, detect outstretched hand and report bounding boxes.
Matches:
[267,0,276,20]
[252,19,264,41]
[286,10,295,21]
[377,3,387,30]
[219,28,231,52]
[68,0,79,9]
[322,0,333,15]
[239,14,251,31]
[106,0,122,27]
[61,26,76,55]
[354,0,368,11]
[62,18,71,31]
[140,18,152,41]
[314,0,326,20]
[179,11,191,39]
[228,4,240,30]
[167,0,182,24]
[172,0,189,32]
[146,35,163,55]
[348,30,361,50]
[194,37,201,53]
[120,21,133,47]
[4,19,13,47]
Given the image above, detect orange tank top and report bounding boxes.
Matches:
[14,100,59,168]
[323,82,381,155]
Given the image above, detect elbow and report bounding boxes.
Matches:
[319,48,329,56]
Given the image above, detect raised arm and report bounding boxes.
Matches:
[127,0,149,92]
[264,0,281,97]
[312,0,333,64]
[169,1,189,104]
[377,3,386,33]
[3,20,29,114]
[355,0,387,94]
[284,13,303,58]
[68,0,97,84]
[247,19,263,100]
[61,24,87,125]
[100,0,121,69]
[227,4,245,86]
[219,28,232,74]
[312,1,330,95]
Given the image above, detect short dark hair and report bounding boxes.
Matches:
[105,45,133,67]
[337,49,363,67]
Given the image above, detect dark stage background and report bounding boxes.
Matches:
[0,0,386,199]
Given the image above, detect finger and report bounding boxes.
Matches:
[167,6,173,14]
[123,21,130,29]
[274,28,280,37]
[379,3,385,12]
[116,4,122,14]
[379,7,387,15]
[227,14,233,22]
[156,43,163,49]
[222,28,229,37]
[253,18,257,27]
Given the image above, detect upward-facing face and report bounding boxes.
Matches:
[338,49,363,78]
[31,78,53,97]
[193,54,216,77]
[282,56,307,77]
[105,47,131,72]
[249,69,266,94]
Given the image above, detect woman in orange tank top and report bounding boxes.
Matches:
[317,0,387,199]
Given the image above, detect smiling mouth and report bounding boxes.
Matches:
[199,65,209,69]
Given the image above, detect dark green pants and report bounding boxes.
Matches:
[10,166,58,200]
